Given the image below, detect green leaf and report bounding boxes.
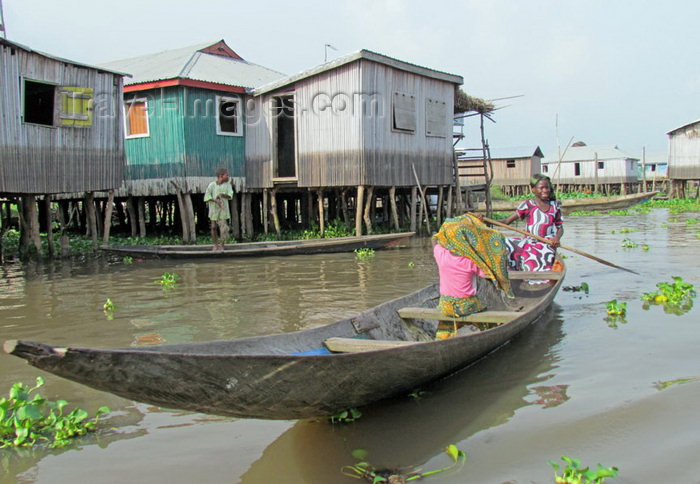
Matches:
[445,444,460,462]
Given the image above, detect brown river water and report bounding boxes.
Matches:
[1,209,699,483]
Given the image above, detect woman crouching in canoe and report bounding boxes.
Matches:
[502,174,564,280]
[432,213,514,339]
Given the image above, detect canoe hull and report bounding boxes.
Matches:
[6,269,564,420]
[100,232,415,259]
[475,191,659,215]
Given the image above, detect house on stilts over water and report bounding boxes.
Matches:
[101,40,285,241]
[247,49,464,236]
[541,143,640,194]
[0,37,127,260]
[666,119,700,198]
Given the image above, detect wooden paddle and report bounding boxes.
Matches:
[476,214,640,275]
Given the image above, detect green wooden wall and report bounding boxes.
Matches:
[124,86,245,183]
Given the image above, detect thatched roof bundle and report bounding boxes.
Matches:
[454,87,495,114]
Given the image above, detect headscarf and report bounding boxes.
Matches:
[433,213,513,298]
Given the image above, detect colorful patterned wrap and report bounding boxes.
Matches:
[433,213,513,299]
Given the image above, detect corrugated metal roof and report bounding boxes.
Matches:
[253,49,463,96]
[0,37,128,76]
[100,40,285,89]
[488,146,544,159]
[542,145,638,163]
[666,119,700,135]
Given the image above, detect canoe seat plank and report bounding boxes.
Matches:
[508,270,563,280]
[324,337,417,353]
[397,308,521,324]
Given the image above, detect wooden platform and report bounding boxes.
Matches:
[324,338,417,353]
[396,307,521,324]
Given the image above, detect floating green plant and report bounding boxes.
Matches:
[329,407,362,424]
[0,377,109,448]
[607,209,633,216]
[563,282,589,294]
[354,248,375,261]
[654,376,700,391]
[155,272,180,289]
[122,256,133,265]
[408,261,415,268]
[687,218,698,225]
[549,455,618,483]
[605,300,627,316]
[341,444,466,482]
[611,228,638,234]
[641,244,649,251]
[569,210,601,217]
[620,238,638,249]
[103,298,115,320]
[641,276,695,315]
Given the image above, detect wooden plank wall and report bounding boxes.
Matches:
[361,61,454,187]
[460,157,539,186]
[0,43,125,194]
[244,95,273,189]
[668,122,700,179]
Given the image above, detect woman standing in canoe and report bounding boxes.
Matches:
[502,174,564,274]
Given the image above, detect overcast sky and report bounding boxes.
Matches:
[3,0,698,158]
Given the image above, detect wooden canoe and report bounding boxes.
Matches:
[4,265,565,420]
[100,232,415,259]
[474,191,659,215]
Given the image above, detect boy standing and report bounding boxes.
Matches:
[204,168,234,251]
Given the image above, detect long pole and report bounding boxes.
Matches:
[478,214,639,275]
[0,0,7,39]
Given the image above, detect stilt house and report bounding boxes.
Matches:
[246,50,463,234]
[667,120,700,179]
[102,40,285,196]
[458,146,543,196]
[0,37,126,195]
[541,144,639,192]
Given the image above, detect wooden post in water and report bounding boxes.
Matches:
[389,186,399,231]
[271,188,281,238]
[437,185,444,227]
[44,196,54,258]
[229,193,240,240]
[317,188,325,237]
[85,192,98,251]
[137,197,146,238]
[355,186,364,236]
[183,193,196,243]
[102,190,115,246]
[410,186,417,233]
[594,152,599,194]
[363,186,374,234]
[341,189,350,228]
[262,188,269,235]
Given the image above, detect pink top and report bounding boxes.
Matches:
[433,243,486,298]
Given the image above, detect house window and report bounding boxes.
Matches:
[574,162,581,176]
[650,164,656,172]
[23,80,94,128]
[506,159,516,168]
[392,92,415,133]
[542,164,549,173]
[23,79,56,126]
[124,99,150,138]
[425,98,446,137]
[217,96,242,136]
[598,161,604,169]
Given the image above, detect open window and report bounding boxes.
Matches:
[273,95,296,179]
[23,80,93,128]
[506,159,516,168]
[217,95,242,136]
[392,92,415,133]
[597,161,605,169]
[574,162,581,176]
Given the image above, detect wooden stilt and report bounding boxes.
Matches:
[263,188,269,234]
[410,186,417,233]
[317,189,325,236]
[85,192,98,251]
[389,186,399,231]
[173,189,191,243]
[437,186,444,227]
[102,190,115,246]
[446,185,453,218]
[137,197,146,238]
[44,196,54,258]
[126,196,138,238]
[363,186,374,235]
[341,189,350,228]
[355,186,365,236]
[183,193,196,243]
[271,188,281,238]
[230,193,240,240]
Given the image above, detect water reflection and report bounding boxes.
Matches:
[241,305,566,483]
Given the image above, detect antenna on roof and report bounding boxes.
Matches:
[0,0,7,39]
[324,43,337,63]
